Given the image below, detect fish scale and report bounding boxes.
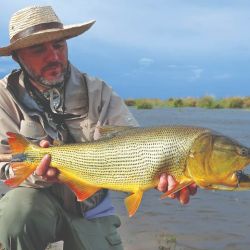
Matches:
[42,126,210,188]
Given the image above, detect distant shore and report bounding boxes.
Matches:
[125,96,250,109]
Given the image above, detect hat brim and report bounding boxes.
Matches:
[0,20,95,56]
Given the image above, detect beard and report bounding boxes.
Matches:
[19,57,68,88]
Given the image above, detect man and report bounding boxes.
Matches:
[0,5,197,250]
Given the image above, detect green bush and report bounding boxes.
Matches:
[136,102,153,109]
[197,96,215,108]
[173,99,183,107]
[228,97,244,108]
[243,97,250,108]
[125,96,249,109]
[182,97,197,107]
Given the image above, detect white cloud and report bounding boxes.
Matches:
[138,58,154,68]
[189,68,204,81]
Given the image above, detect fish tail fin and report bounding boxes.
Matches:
[7,132,30,154]
[4,162,37,187]
[5,132,37,187]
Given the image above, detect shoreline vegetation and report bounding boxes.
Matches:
[125,96,250,109]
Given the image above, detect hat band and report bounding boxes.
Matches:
[10,22,63,43]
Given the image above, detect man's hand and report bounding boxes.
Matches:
[157,173,197,204]
[34,140,59,182]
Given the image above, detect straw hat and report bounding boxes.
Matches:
[0,5,96,56]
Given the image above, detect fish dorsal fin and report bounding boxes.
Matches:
[97,125,134,138]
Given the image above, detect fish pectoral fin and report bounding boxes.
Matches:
[4,162,37,187]
[58,173,101,201]
[160,181,194,199]
[124,190,144,217]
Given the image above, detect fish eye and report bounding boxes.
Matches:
[237,147,249,156]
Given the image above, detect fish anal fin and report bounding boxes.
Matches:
[161,181,194,199]
[4,162,36,187]
[68,182,101,201]
[124,190,143,217]
[58,173,100,201]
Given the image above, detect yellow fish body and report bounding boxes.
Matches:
[5,125,250,217]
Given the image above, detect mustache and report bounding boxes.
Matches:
[42,61,64,72]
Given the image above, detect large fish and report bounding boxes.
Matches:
[3,125,250,217]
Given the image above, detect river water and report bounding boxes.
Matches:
[1,107,250,250]
[113,107,250,250]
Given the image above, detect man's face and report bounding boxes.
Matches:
[15,39,68,87]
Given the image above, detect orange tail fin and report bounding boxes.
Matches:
[4,162,37,187]
[7,132,30,154]
[4,132,36,187]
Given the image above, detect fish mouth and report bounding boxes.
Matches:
[236,170,250,189]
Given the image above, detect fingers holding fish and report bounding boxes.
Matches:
[157,173,168,192]
[158,174,198,205]
[35,140,60,182]
[179,187,190,204]
[34,154,60,182]
[188,183,198,196]
[174,183,198,204]
[39,139,50,148]
[43,167,60,182]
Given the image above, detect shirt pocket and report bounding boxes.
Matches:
[20,119,46,140]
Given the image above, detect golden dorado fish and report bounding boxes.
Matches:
[4,125,250,217]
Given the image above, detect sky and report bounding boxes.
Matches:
[0,0,250,99]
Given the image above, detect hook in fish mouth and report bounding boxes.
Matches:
[236,170,250,188]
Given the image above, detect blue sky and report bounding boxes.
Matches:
[0,0,250,99]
